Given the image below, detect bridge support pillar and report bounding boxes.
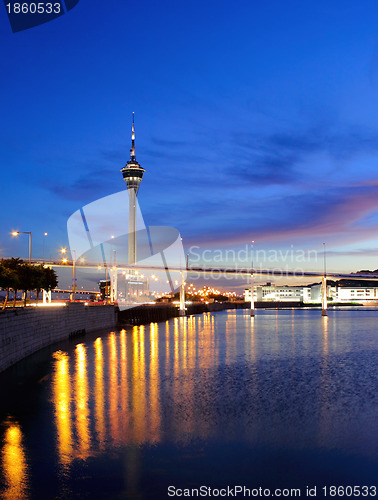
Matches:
[110,268,118,304]
[179,272,186,316]
[250,273,255,317]
[321,276,328,316]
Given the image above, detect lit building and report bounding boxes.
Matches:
[244,283,304,302]
[302,284,337,303]
[337,286,378,302]
[244,282,378,304]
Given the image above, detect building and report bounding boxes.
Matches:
[244,282,376,304]
[245,283,303,302]
[337,286,378,302]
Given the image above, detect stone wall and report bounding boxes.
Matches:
[0,303,117,373]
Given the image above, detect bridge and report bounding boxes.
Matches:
[29,259,378,280]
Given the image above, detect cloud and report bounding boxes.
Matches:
[182,182,378,248]
[226,153,299,186]
[42,163,118,202]
[228,125,378,187]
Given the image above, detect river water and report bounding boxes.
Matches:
[0,309,377,499]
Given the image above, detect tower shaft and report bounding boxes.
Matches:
[128,188,137,265]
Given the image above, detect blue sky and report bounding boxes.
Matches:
[2,0,378,289]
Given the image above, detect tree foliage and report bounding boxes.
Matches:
[0,258,58,308]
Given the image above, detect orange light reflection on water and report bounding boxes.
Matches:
[52,350,73,467]
[1,423,29,499]
[75,343,91,460]
[94,337,106,449]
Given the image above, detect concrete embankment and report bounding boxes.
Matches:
[0,303,117,373]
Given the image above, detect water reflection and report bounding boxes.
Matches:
[132,324,147,443]
[94,337,106,450]
[47,311,376,461]
[108,332,120,445]
[52,350,73,466]
[149,322,160,442]
[318,315,333,448]
[75,343,91,460]
[1,309,377,497]
[1,422,28,499]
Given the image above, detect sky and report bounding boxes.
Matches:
[2,0,378,290]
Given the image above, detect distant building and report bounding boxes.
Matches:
[337,286,378,302]
[302,284,337,303]
[244,282,377,303]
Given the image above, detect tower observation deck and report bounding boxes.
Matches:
[120,113,145,265]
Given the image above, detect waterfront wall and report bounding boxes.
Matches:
[0,303,117,373]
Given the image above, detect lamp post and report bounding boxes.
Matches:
[61,248,76,301]
[250,240,255,317]
[11,231,32,264]
[179,238,186,316]
[322,242,327,317]
[71,249,76,301]
[43,232,48,264]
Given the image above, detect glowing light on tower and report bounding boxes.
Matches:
[120,113,145,265]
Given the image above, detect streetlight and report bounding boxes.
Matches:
[61,248,67,264]
[61,247,76,301]
[250,240,255,317]
[71,249,76,301]
[11,231,32,264]
[43,232,48,263]
[322,243,327,317]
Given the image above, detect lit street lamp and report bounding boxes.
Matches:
[250,240,255,317]
[43,232,48,263]
[11,231,32,264]
[61,247,77,301]
[71,249,76,301]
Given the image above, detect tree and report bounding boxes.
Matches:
[17,264,37,307]
[0,259,58,308]
[0,264,19,310]
[0,258,23,309]
[32,265,46,303]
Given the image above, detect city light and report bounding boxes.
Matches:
[35,302,67,308]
